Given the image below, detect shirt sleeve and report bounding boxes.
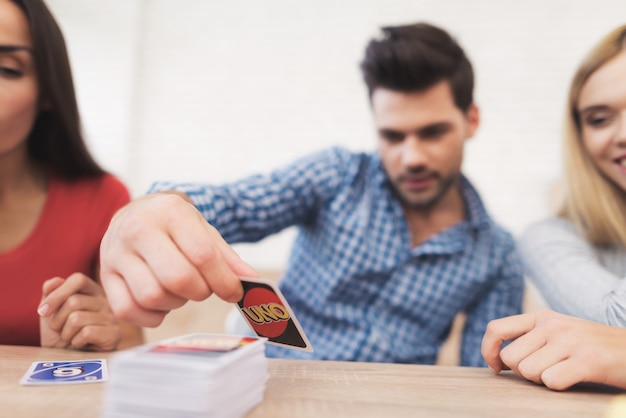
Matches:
[148,147,353,243]
[460,239,525,367]
[518,217,626,326]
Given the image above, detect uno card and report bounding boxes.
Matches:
[237,277,313,352]
[20,359,108,385]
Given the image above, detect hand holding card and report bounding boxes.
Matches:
[237,277,313,352]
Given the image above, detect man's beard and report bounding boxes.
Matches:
[390,171,459,211]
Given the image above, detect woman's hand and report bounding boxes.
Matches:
[482,309,626,390]
[38,272,124,351]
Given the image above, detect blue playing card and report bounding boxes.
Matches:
[20,359,108,385]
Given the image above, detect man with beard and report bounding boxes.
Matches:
[100,22,523,367]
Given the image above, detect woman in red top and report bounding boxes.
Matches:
[0,0,143,350]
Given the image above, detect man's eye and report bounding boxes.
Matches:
[421,126,448,139]
[380,131,405,142]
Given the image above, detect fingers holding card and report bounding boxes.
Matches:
[237,277,313,352]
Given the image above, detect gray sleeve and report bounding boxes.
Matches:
[518,217,626,326]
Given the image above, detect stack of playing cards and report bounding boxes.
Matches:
[102,334,268,418]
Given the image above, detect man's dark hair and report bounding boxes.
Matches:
[360,22,474,112]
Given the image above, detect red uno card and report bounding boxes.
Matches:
[237,277,313,352]
[20,359,108,385]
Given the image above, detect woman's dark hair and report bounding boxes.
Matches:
[11,0,104,179]
[360,22,474,112]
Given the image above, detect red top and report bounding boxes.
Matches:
[0,174,130,346]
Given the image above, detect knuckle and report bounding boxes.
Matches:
[110,302,165,328]
[136,285,168,308]
[106,297,126,317]
[81,327,121,352]
[100,240,118,266]
[153,194,188,223]
[187,245,218,268]
[66,311,83,328]
[159,268,193,293]
[484,320,502,337]
[498,345,515,366]
[65,295,83,311]
[113,304,140,323]
[540,368,566,390]
[156,257,212,300]
[516,359,536,380]
[136,285,187,312]
[116,220,143,244]
[67,272,90,285]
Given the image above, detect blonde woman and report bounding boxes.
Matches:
[482,26,626,390]
[518,24,626,326]
[482,25,626,390]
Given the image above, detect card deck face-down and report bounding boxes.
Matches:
[20,359,108,385]
[237,277,313,352]
[102,334,267,418]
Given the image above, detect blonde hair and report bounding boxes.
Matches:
[560,24,626,247]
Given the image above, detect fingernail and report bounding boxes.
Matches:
[37,304,49,316]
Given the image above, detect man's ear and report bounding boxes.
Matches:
[465,103,480,139]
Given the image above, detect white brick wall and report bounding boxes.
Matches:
[47,0,626,269]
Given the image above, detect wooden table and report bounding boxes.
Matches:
[0,345,621,417]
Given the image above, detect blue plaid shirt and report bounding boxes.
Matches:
[151,147,523,366]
